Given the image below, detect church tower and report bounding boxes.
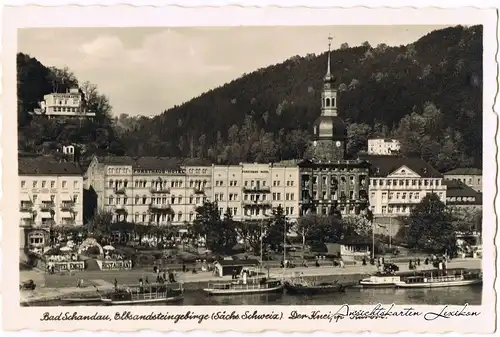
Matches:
[312,35,347,162]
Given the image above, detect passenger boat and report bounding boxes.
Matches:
[394,270,482,289]
[203,278,283,296]
[98,283,184,305]
[284,276,346,295]
[358,275,402,288]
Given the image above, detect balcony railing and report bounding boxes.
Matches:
[114,186,127,194]
[243,186,271,193]
[242,200,272,207]
[40,202,55,211]
[20,203,34,212]
[20,219,35,228]
[60,202,75,211]
[193,187,205,194]
[149,204,173,212]
[150,187,170,194]
[387,199,418,205]
[114,204,128,213]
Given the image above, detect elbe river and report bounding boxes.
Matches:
[42,285,482,306]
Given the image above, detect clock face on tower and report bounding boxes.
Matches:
[335,141,341,147]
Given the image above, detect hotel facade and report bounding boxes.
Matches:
[360,155,447,217]
[19,157,84,249]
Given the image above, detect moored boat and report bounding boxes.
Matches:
[394,270,482,289]
[284,280,346,295]
[358,275,402,288]
[203,278,283,296]
[98,282,184,305]
[61,297,102,304]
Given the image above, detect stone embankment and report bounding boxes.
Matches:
[20,258,481,306]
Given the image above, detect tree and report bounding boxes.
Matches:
[296,213,344,253]
[342,215,372,237]
[85,209,114,243]
[264,206,290,251]
[192,202,237,254]
[234,220,262,254]
[402,193,458,256]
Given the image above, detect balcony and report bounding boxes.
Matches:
[243,186,271,193]
[149,203,173,213]
[193,187,205,194]
[242,200,272,207]
[60,202,75,211]
[39,202,55,212]
[20,202,34,212]
[20,219,35,228]
[114,204,128,213]
[150,187,170,194]
[114,186,127,194]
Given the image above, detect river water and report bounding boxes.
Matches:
[37,285,482,306]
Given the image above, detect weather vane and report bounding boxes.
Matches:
[328,34,332,51]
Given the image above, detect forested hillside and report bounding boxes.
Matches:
[17,53,125,159]
[119,25,482,172]
[17,25,482,172]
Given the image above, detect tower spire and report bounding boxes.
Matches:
[327,34,332,75]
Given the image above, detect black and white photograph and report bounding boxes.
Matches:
[14,23,486,308]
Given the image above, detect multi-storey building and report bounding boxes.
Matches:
[211,162,300,223]
[19,156,84,249]
[29,87,96,119]
[299,38,371,217]
[367,139,401,155]
[360,155,447,217]
[443,168,482,193]
[85,158,300,229]
[443,179,482,212]
[85,156,211,227]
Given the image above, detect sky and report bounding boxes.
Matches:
[18,25,448,117]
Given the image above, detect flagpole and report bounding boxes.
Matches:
[371,220,375,259]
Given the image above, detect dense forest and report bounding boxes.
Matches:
[17,25,482,172]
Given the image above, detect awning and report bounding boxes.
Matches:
[39,212,52,219]
[21,213,32,219]
[20,194,31,201]
[40,195,52,201]
[60,211,72,219]
[60,194,72,201]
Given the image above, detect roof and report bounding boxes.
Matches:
[19,157,83,176]
[358,155,442,178]
[298,158,371,168]
[444,168,482,175]
[96,156,211,171]
[443,179,480,198]
[215,259,260,267]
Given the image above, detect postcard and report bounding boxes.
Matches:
[1,3,497,333]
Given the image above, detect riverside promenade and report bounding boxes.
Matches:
[20,258,481,305]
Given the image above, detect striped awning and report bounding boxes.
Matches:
[60,194,72,201]
[39,212,52,219]
[60,211,73,219]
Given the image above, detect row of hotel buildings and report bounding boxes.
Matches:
[18,153,482,248]
[18,41,482,248]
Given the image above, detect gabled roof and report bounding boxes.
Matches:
[444,168,482,175]
[358,155,442,178]
[443,179,480,198]
[19,157,83,176]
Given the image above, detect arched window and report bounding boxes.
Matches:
[331,98,336,107]
[326,98,331,107]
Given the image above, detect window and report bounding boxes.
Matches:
[291,193,295,200]
[73,181,79,189]
[42,181,46,188]
[62,181,67,188]
[21,181,26,188]
[50,181,55,188]
[32,181,38,188]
